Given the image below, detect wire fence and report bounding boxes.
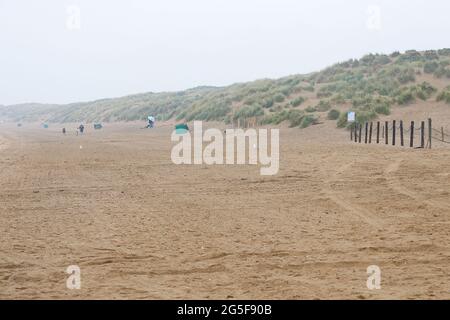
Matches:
[349,118,450,148]
[431,127,450,144]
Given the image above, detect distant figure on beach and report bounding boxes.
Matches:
[62,128,66,135]
[78,124,85,135]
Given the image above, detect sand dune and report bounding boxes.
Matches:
[0,119,449,299]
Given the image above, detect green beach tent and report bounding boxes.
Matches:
[175,123,189,134]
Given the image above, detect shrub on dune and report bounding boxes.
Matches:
[337,111,348,128]
[300,115,318,128]
[261,98,274,109]
[327,109,340,120]
[438,48,450,56]
[290,96,306,107]
[274,94,285,103]
[315,100,331,112]
[287,110,306,127]
[305,106,316,113]
[374,104,391,115]
[437,87,450,104]
[424,61,439,74]
[392,82,436,105]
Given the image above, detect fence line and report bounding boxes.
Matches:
[350,118,450,149]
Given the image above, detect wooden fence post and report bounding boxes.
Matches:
[350,126,353,141]
[377,121,380,144]
[392,120,396,146]
[421,121,425,148]
[359,123,362,143]
[385,121,388,145]
[365,122,368,144]
[400,120,404,146]
[354,124,358,143]
[369,122,373,143]
[410,121,414,147]
[428,118,432,149]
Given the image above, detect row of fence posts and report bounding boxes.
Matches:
[350,118,432,149]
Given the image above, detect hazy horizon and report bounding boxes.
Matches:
[1,0,450,105]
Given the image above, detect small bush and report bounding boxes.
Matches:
[305,106,316,113]
[315,100,331,112]
[290,96,306,107]
[438,48,450,56]
[262,109,305,127]
[327,109,340,120]
[274,94,285,103]
[261,98,274,109]
[424,61,439,74]
[392,82,436,105]
[437,86,450,104]
[434,66,450,78]
[300,115,318,128]
[395,90,415,105]
[233,104,264,120]
[424,50,439,61]
[397,50,422,63]
[331,94,345,104]
[374,54,391,65]
[337,111,349,128]
[287,110,305,127]
[356,110,377,124]
[303,85,315,92]
[397,68,416,84]
[415,82,437,100]
[243,97,256,105]
[374,104,390,115]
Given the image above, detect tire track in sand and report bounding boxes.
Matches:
[385,159,450,211]
[323,160,384,229]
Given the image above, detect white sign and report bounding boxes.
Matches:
[347,112,355,122]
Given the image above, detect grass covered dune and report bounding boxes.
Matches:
[2,49,450,129]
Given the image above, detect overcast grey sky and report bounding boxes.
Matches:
[1,0,449,105]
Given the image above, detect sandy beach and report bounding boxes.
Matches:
[0,121,449,299]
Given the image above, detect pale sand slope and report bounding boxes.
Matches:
[0,119,449,300]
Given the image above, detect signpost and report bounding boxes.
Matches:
[347,112,355,123]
